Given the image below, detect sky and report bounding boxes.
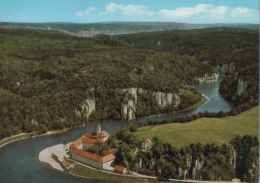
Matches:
[0,0,259,24]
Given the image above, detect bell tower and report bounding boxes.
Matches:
[97,123,101,135]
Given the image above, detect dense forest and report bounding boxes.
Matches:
[106,125,259,182]
[97,28,259,67]
[98,27,259,106]
[219,62,259,105]
[0,28,216,138]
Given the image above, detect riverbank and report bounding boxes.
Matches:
[0,95,209,149]
[0,133,31,148]
[0,127,72,149]
[62,154,233,183]
[39,142,233,183]
[39,143,71,171]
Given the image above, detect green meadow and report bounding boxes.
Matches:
[136,106,259,148]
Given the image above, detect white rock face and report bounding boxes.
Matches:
[237,78,248,96]
[121,99,136,121]
[197,73,219,83]
[75,99,95,119]
[215,63,236,75]
[117,87,181,120]
[192,159,204,180]
[228,147,236,169]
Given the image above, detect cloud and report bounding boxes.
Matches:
[231,7,257,17]
[158,4,259,22]
[75,7,96,17]
[159,4,229,20]
[100,3,154,16]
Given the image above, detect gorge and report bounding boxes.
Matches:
[0,79,232,183]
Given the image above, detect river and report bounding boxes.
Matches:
[0,79,231,183]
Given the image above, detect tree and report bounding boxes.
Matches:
[105,135,117,149]
[84,145,99,155]
[161,162,176,179]
[152,137,164,160]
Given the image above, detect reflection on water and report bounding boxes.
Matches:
[0,79,231,183]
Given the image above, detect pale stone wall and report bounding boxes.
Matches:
[71,153,103,169]
[103,159,114,169]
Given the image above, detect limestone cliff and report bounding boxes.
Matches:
[137,88,181,107]
[237,78,248,96]
[197,73,219,83]
[231,77,249,100]
[115,88,137,121]
[121,99,136,121]
[75,99,95,119]
[116,87,181,120]
[215,63,235,75]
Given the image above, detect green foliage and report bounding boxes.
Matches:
[109,28,259,68]
[219,62,259,105]
[83,145,99,155]
[0,28,217,137]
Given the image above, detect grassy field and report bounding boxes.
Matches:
[63,158,165,183]
[136,106,259,148]
[0,134,31,147]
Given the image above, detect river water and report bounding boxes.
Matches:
[0,79,231,183]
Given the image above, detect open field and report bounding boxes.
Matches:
[136,106,259,148]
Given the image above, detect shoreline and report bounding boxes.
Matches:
[40,144,232,183]
[0,125,83,149]
[39,143,71,171]
[0,95,209,149]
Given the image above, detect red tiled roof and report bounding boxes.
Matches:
[145,139,151,144]
[114,166,125,172]
[100,148,114,156]
[70,138,82,148]
[71,148,115,163]
[82,137,99,144]
[139,168,155,174]
[82,136,104,144]
[98,130,108,137]
[86,132,98,139]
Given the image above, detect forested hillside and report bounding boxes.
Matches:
[98,28,258,67]
[99,28,259,106]
[0,28,215,137]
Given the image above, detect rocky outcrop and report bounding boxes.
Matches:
[237,78,248,96]
[231,77,249,100]
[137,88,181,107]
[192,159,204,180]
[197,73,219,83]
[247,155,259,183]
[215,63,235,75]
[116,88,137,121]
[121,99,136,121]
[75,99,95,119]
[116,87,181,120]
[228,147,236,169]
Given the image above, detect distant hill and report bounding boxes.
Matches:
[0,22,258,36]
[98,27,259,67]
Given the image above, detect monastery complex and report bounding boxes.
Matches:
[69,123,115,170]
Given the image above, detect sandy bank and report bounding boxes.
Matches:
[201,94,209,104]
[39,143,71,171]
